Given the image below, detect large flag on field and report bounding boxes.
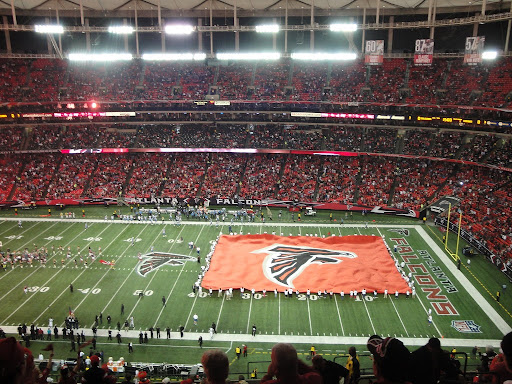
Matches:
[201,234,410,293]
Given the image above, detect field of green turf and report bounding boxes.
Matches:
[0,206,510,379]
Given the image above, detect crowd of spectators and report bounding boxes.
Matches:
[406,60,447,104]
[12,154,59,201]
[316,157,359,203]
[392,159,456,209]
[125,153,168,199]
[283,128,323,150]
[0,57,512,106]
[253,62,290,100]
[0,58,31,101]
[179,64,215,100]
[216,63,253,100]
[324,126,363,152]
[402,129,434,156]
[0,155,23,201]
[441,165,512,262]
[362,127,398,153]
[463,134,499,163]
[328,61,367,102]
[246,125,283,149]
[85,155,132,198]
[141,62,181,100]
[239,154,282,199]
[277,155,322,202]
[357,156,394,207]
[201,154,246,199]
[291,63,328,101]
[366,59,407,103]
[429,131,464,158]
[478,57,512,107]
[0,127,24,151]
[46,155,95,199]
[440,61,489,106]
[161,154,206,198]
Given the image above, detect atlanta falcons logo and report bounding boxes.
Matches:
[388,229,410,236]
[252,244,357,288]
[137,252,196,277]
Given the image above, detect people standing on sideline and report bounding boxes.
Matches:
[252,324,257,336]
[198,336,203,348]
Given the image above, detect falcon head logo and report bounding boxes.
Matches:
[137,252,196,277]
[252,244,357,288]
[388,229,410,236]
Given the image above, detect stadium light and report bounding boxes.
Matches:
[142,53,206,61]
[255,24,280,33]
[291,52,357,61]
[330,23,358,32]
[216,52,281,61]
[108,26,134,34]
[35,25,64,34]
[68,53,133,62]
[482,50,498,60]
[165,25,194,35]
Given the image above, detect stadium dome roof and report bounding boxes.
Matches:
[0,0,507,15]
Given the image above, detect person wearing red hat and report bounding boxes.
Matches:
[138,370,151,384]
[0,337,35,384]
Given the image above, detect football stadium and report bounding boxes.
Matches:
[0,0,511,383]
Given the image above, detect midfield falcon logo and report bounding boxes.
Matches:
[253,244,357,288]
[388,229,410,236]
[137,252,196,277]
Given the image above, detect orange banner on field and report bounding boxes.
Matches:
[201,234,410,293]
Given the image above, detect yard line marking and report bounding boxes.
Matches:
[125,256,161,326]
[278,292,281,335]
[306,296,313,335]
[334,294,345,336]
[126,224,192,326]
[152,226,187,328]
[246,294,253,333]
[67,223,146,324]
[387,295,410,337]
[215,293,226,330]
[184,293,199,330]
[2,223,114,324]
[97,224,160,327]
[183,224,209,329]
[31,224,127,325]
[361,296,376,335]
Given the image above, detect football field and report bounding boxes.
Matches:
[0,209,511,375]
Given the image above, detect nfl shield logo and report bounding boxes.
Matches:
[451,320,481,333]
